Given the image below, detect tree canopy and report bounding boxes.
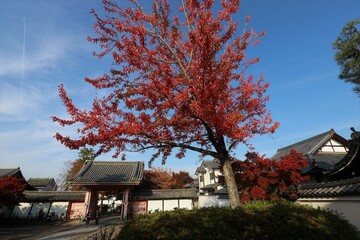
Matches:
[333,18,360,97]
[53,0,278,208]
[142,168,194,189]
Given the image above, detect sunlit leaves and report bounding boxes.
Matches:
[0,176,27,205]
[142,168,193,189]
[219,150,309,202]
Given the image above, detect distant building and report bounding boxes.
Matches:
[195,160,222,195]
[272,129,349,183]
[296,128,360,229]
[27,178,58,191]
[0,167,35,190]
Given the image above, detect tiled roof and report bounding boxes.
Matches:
[200,183,220,191]
[184,180,199,188]
[298,177,360,198]
[71,161,144,186]
[202,160,221,169]
[28,178,55,187]
[214,187,229,195]
[312,154,347,170]
[0,168,22,178]
[0,168,35,190]
[272,129,345,160]
[23,191,86,202]
[131,188,197,200]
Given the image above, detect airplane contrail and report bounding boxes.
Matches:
[21,17,26,103]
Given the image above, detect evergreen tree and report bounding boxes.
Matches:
[333,18,360,97]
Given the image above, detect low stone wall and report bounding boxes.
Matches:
[298,196,360,230]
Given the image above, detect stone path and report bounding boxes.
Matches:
[0,215,123,240]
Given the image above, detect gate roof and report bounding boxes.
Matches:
[70,161,144,186]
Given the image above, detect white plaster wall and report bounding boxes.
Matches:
[50,202,68,218]
[179,199,192,209]
[298,197,360,230]
[12,202,50,219]
[198,195,230,208]
[148,200,163,212]
[164,200,178,211]
[148,199,194,212]
[12,202,32,218]
[31,203,51,219]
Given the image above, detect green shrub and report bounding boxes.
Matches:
[117,201,360,240]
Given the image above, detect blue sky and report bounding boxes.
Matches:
[0,0,359,180]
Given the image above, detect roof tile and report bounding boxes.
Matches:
[71,161,144,186]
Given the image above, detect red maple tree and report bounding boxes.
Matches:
[142,168,193,189]
[52,0,278,208]
[219,150,309,202]
[0,176,27,206]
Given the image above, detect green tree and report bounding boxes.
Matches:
[333,18,360,97]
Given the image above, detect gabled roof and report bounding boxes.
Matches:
[131,188,197,200]
[195,160,221,175]
[0,167,36,190]
[23,191,86,202]
[28,178,56,187]
[298,177,360,198]
[272,129,348,161]
[70,161,144,186]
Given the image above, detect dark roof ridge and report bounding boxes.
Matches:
[91,160,143,164]
[299,176,360,190]
[276,129,335,153]
[28,177,54,180]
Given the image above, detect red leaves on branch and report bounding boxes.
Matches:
[0,176,27,205]
[219,150,310,202]
[52,0,278,163]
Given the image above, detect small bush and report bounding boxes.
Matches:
[117,201,360,240]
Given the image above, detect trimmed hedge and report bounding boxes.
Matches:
[117,201,360,240]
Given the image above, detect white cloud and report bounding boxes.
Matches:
[0,81,52,121]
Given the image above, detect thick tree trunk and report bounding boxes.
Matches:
[222,158,241,208]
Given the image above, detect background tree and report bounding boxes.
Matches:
[57,147,96,191]
[53,0,278,208]
[333,18,360,97]
[219,150,309,202]
[142,168,193,189]
[0,176,27,206]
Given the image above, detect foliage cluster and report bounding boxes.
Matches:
[218,150,309,202]
[142,168,193,189]
[117,201,360,240]
[0,176,27,206]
